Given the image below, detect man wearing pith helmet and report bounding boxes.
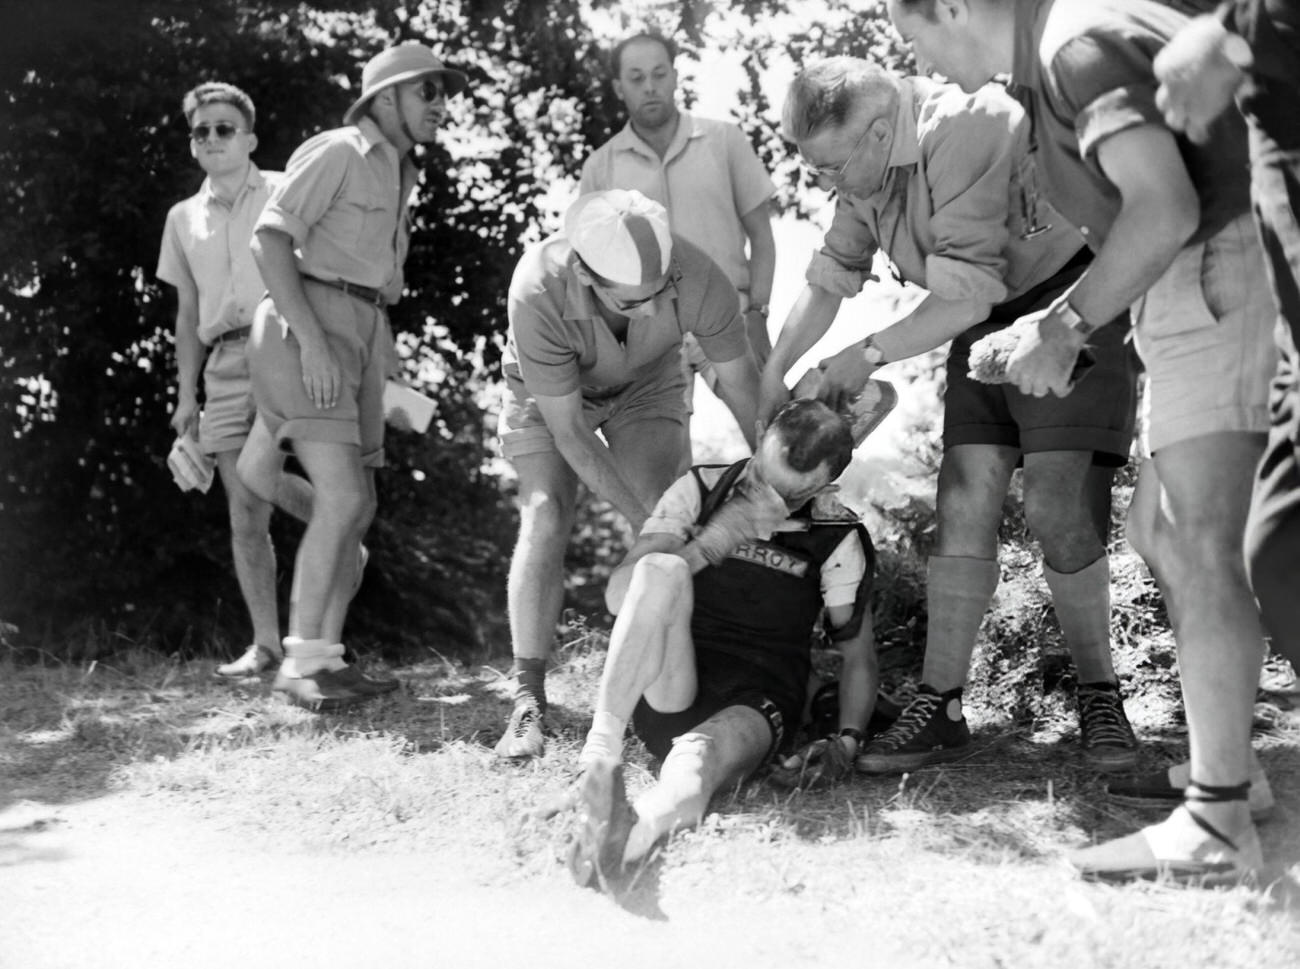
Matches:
[495,188,762,759]
[243,42,469,710]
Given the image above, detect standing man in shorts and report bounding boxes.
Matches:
[761,58,1141,774]
[495,189,761,759]
[1156,0,1300,703]
[886,0,1277,881]
[580,31,777,467]
[247,42,469,710]
[561,399,876,888]
[157,81,315,678]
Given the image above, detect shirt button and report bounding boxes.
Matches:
[1080,226,1091,238]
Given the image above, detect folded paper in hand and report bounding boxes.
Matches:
[383,379,435,434]
[167,434,215,493]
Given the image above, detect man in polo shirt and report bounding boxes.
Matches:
[580,32,776,467]
[886,0,1278,882]
[495,189,761,760]
[157,81,315,679]
[245,43,469,710]
[761,58,1140,775]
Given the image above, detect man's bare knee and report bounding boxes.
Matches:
[635,552,691,588]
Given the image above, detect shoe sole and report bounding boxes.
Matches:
[1082,749,1140,773]
[271,674,379,712]
[568,761,624,889]
[1077,860,1255,888]
[856,744,970,774]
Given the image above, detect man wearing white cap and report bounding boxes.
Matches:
[244,42,468,710]
[496,188,762,758]
[580,32,777,470]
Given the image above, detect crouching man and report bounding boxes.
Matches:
[561,399,878,889]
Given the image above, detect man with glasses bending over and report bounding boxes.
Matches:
[495,189,761,759]
[157,82,317,679]
[245,43,468,710]
[760,58,1141,776]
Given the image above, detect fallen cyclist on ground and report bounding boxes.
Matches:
[542,398,881,890]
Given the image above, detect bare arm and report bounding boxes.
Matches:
[709,352,761,451]
[251,226,341,409]
[169,271,205,437]
[1154,14,1250,144]
[1004,126,1198,396]
[740,200,777,364]
[532,390,654,533]
[827,601,878,758]
[760,284,844,423]
[816,291,992,411]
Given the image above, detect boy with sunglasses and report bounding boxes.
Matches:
[157,81,317,679]
[495,189,761,759]
[244,43,468,709]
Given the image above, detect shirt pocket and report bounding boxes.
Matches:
[353,187,396,253]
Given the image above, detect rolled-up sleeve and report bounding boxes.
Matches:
[1051,35,1164,162]
[641,474,702,539]
[920,103,1013,303]
[256,133,349,245]
[806,197,880,297]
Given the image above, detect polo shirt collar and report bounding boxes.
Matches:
[355,115,393,154]
[614,109,697,159]
[197,162,266,208]
[1010,0,1051,93]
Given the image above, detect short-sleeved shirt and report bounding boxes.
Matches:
[579,112,776,293]
[156,164,279,345]
[1220,0,1300,149]
[503,233,749,398]
[255,116,418,305]
[807,76,1081,305]
[641,466,867,609]
[1009,0,1251,249]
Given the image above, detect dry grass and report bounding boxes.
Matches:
[2,622,1300,969]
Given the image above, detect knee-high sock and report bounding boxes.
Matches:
[920,556,999,693]
[1044,555,1116,684]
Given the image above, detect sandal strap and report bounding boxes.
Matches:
[1186,778,1251,803]
[1181,806,1241,854]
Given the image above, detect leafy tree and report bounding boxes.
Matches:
[0,0,914,658]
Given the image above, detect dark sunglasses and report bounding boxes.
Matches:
[416,78,447,102]
[190,122,245,141]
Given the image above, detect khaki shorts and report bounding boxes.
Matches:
[248,280,395,469]
[1133,214,1279,454]
[199,338,257,455]
[497,354,687,460]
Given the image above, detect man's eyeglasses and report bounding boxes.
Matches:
[607,275,672,312]
[801,123,872,182]
[415,78,447,102]
[190,123,246,142]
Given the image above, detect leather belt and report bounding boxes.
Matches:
[302,274,388,307]
[212,326,251,345]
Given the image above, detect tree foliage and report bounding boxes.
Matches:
[0,0,907,658]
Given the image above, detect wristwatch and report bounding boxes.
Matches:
[862,335,887,366]
[837,727,864,745]
[1055,297,1099,338]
